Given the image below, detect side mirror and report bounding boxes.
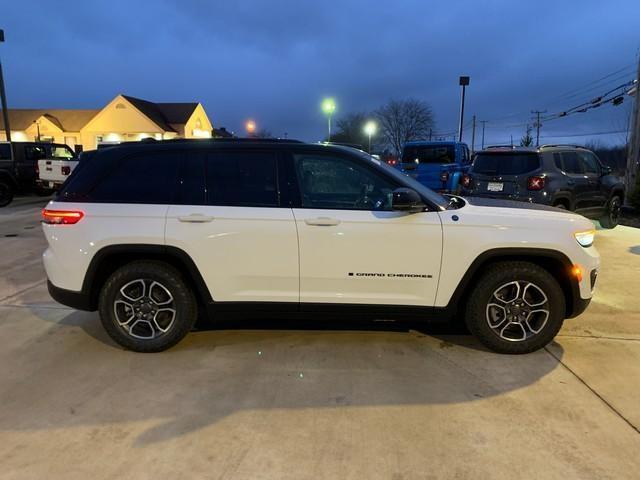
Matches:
[392,188,426,213]
[601,165,612,176]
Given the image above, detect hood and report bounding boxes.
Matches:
[463,196,561,213]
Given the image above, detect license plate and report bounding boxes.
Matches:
[487,182,504,192]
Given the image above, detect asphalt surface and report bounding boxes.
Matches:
[1,196,639,480]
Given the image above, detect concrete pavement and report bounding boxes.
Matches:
[1,199,639,479]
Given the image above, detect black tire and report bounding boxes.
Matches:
[465,261,566,354]
[599,195,621,229]
[35,186,55,197]
[98,261,197,352]
[0,180,14,207]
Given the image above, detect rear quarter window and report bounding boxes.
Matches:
[472,153,540,175]
[58,151,180,204]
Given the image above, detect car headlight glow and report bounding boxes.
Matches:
[574,229,595,247]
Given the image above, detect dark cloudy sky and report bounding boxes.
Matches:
[2,0,638,146]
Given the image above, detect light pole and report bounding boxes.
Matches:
[321,98,336,142]
[245,119,256,137]
[0,29,11,143]
[363,120,377,153]
[458,76,470,142]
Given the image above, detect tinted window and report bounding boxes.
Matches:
[472,153,540,175]
[553,153,563,170]
[402,145,455,164]
[87,152,180,203]
[0,144,11,160]
[579,152,600,174]
[294,154,396,210]
[25,146,47,161]
[176,153,207,205]
[561,152,582,174]
[206,151,279,207]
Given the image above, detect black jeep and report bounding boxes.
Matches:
[460,145,625,228]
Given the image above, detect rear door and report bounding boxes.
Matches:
[290,150,442,306]
[401,144,456,190]
[165,149,299,304]
[470,152,540,196]
[558,151,590,211]
[577,151,607,210]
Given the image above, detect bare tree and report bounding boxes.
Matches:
[375,98,434,155]
[520,125,534,147]
[329,112,370,147]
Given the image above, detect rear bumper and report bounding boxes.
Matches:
[47,280,94,311]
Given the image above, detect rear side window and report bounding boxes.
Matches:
[472,153,540,175]
[402,145,455,164]
[560,152,582,174]
[0,143,11,160]
[77,152,180,204]
[25,146,47,161]
[206,151,279,207]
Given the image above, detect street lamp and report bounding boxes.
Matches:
[458,76,470,142]
[321,98,336,141]
[363,120,377,153]
[245,119,256,137]
[0,29,11,143]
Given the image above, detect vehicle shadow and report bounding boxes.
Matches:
[1,309,565,447]
[629,245,640,256]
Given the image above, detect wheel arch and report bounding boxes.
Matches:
[83,244,213,310]
[448,248,580,318]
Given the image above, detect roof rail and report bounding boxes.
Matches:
[485,145,517,149]
[103,137,304,147]
[539,144,586,149]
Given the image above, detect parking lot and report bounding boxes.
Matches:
[1,196,639,480]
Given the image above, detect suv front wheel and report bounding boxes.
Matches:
[465,261,566,354]
[599,194,621,229]
[98,261,198,352]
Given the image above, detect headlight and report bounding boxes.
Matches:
[574,229,595,247]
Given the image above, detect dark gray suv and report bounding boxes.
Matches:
[460,145,625,228]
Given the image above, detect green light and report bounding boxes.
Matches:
[321,98,336,115]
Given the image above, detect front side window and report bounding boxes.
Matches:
[48,145,75,159]
[294,153,396,211]
[88,152,180,204]
[205,151,279,207]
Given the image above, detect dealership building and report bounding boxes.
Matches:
[0,94,214,151]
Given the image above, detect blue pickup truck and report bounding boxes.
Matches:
[399,141,472,193]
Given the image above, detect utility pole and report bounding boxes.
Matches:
[458,76,470,142]
[0,29,11,143]
[480,120,487,150]
[625,57,640,205]
[470,115,476,153]
[531,110,547,147]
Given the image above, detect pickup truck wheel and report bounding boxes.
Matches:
[465,261,565,354]
[98,261,197,352]
[599,195,621,229]
[0,180,14,207]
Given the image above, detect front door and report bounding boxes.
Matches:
[290,151,442,306]
[577,151,607,210]
[165,149,299,303]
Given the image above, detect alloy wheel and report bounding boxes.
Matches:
[485,280,550,342]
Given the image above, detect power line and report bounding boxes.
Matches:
[540,128,628,138]
[547,64,636,103]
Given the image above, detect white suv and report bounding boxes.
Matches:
[42,139,600,354]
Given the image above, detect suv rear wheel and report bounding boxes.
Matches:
[465,261,565,354]
[0,180,14,207]
[599,194,621,229]
[98,261,197,352]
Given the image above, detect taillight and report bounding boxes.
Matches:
[440,171,450,182]
[41,209,84,225]
[61,166,71,175]
[460,174,472,188]
[527,176,545,191]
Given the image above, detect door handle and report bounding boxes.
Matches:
[178,214,214,223]
[305,217,341,226]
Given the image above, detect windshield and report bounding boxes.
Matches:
[402,145,455,164]
[472,152,540,175]
[347,149,449,210]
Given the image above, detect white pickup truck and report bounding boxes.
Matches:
[36,144,78,190]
